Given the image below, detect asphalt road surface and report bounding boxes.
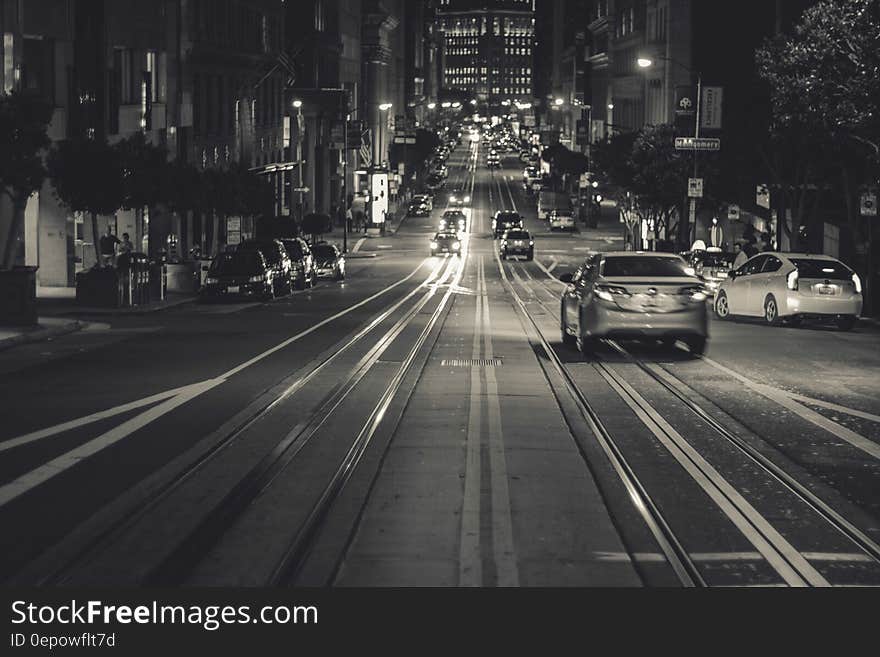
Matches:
[3,141,880,587]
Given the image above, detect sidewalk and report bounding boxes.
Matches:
[35,286,197,318]
[0,316,84,352]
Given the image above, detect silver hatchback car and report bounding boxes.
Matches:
[714,252,862,330]
[560,251,710,355]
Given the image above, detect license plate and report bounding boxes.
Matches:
[818,286,835,295]
[227,286,239,293]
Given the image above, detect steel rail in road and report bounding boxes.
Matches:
[520,263,880,585]
[27,256,453,587]
[485,196,702,586]
[142,256,463,586]
[606,340,880,566]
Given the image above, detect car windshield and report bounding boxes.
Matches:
[312,245,336,260]
[602,256,689,277]
[444,211,464,218]
[281,241,303,259]
[211,253,263,275]
[790,258,852,281]
[700,254,732,267]
[240,242,280,264]
[505,231,530,240]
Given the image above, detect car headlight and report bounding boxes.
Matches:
[249,274,265,283]
[464,196,471,203]
[853,272,862,294]
[529,240,534,246]
[452,242,461,251]
[450,196,457,203]
[205,277,219,285]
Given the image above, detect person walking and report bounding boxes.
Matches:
[99,226,120,267]
[119,232,134,255]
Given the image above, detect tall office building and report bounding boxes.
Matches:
[436,0,535,108]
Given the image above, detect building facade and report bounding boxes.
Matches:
[436,0,535,112]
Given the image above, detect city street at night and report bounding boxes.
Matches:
[3,141,879,588]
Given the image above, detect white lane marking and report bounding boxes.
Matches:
[352,237,367,253]
[534,257,566,287]
[2,261,434,450]
[459,256,483,587]
[594,365,829,587]
[802,552,874,563]
[546,257,558,273]
[0,384,196,454]
[701,357,880,461]
[785,392,880,425]
[479,257,520,586]
[0,379,223,507]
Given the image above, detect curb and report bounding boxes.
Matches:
[45,296,199,318]
[0,320,84,353]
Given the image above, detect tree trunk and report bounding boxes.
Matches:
[1,196,28,270]
[91,211,101,266]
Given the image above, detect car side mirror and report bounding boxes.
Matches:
[559,272,574,284]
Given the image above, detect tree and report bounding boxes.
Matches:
[48,137,124,266]
[115,133,169,256]
[756,0,880,252]
[0,91,53,269]
[301,213,331,243]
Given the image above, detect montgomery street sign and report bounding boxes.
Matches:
[675,137,721,151]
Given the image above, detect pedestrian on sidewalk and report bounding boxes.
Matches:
[346,206,353,233]
[99,226,120,267]
[119,233,134,255]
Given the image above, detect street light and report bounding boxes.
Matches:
[554,97,564,106]
[377,103,392,168]
[292,100,305,224]
[637,54,703,248]
[427,102,436,110]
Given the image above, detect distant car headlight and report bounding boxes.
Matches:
[430,242,438,249]
[450,196,457,203]
[464,195,471,203]
[205,277,219,285]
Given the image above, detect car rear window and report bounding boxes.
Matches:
[602,256,689,277]
[240,242,280,264]
[790,258,852,280]
[436,233,458,240]
[505,231,530,239]
[701,254,732,267]
[211,253,263,275]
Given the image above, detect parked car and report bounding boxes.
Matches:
[560,252,709,355]
[430,231,462,257]
[714,252,862,330]
[499,229,534,261]
[548,208,576,231]
[200,251,275,301]
[682,247,734,296]
[425,174,445,192]
[311,242,345,280]
[440,209,467,233]
[237,238,293,295]
[492,210,524,239]
[278,237,316,290]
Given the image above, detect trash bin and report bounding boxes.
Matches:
[76,266,119,308]
[0,266,39,326]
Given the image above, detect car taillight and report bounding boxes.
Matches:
[787,269,799,291]
[594,284,630,302]
[205,277,219,285]
[853,273,862,294]
[679,285,709,302]
[249,274,265,283]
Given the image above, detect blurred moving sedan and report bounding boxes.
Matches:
[714,252,862,330]
[447,186,470,207]
[499,229,534,261]
[560,252,709,355]
[201,251,275,301]
[430,231,462,257]
[412,194,433,211]
[407,198,431,217]
[311,242,346,280]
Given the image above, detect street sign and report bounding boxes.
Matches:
[728,204,740,221]
[675,137,721,151]
[293,186,310,193]
[861,192,877,217]
[756,184,770,209]
[701,87,723,130]
[688,178,704,198]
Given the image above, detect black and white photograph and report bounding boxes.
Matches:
[0,0,879,647]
